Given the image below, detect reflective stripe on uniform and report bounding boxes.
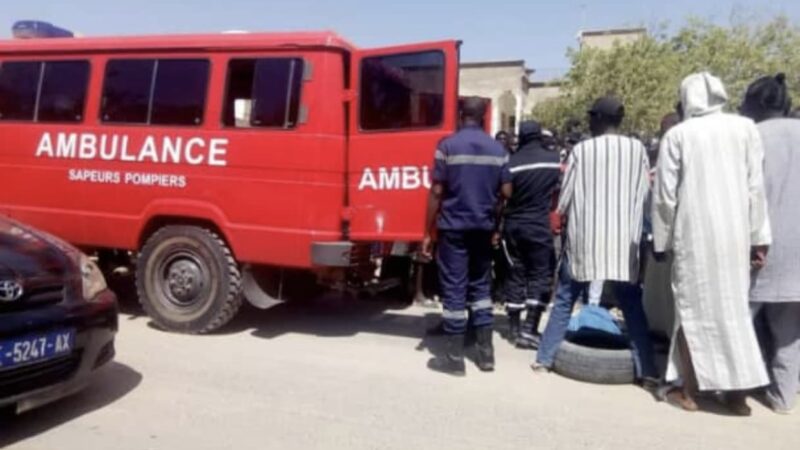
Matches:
[509,162,562,174]
[446,155,508,167]
[442,309,468,320]
[506,303,525,311]
[471,299,493,311]
[525,299,541,307]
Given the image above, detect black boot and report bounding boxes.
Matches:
[427,334,466,376]
[425,320,446,336]
[515,307,543,350]
[507,311,521,343]
[475,326,495,372]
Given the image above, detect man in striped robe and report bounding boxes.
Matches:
[652,72,771,415]
[533,97,658,383]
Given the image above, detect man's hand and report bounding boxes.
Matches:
[491,231,501,248]
[751,245,769,270]
[421,234,434,261]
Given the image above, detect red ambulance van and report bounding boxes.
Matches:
[0,32,461,333]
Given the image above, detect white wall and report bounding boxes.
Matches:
[459,64,528,136]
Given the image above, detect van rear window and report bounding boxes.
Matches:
[359,51,445,131]
[223,58,304,129]
[101,59,209,126]
[0,60,89,123]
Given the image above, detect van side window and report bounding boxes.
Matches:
[0,62,42,121]
[151,60,209,125]
[101,59,153,123]
[359,51,444,131]
[223,58,304,129]
[101,59,209,125]
[38,61,91,122]
[0,60,90,123]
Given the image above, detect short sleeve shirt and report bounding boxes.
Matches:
[433,125,511,231]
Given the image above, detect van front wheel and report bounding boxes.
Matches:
[136,225,242,334]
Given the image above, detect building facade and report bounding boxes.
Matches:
[578,27,647,50]
[459,27,646,135]
[459,60,532,136]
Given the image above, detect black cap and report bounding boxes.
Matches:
[517,120,543,147]
[589,97,625,118]
[518,120,542,138]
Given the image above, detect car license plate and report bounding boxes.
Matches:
[0,329,75,370]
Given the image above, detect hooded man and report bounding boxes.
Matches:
[742,73,800,415]
[501,121,561,348]
[653,72,771,415]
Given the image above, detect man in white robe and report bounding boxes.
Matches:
[652,72,771,415]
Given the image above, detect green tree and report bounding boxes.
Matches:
[532,16,800,136]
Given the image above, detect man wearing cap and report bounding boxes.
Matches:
[501,120,562,348]
[533,97,658,385]
[422,97,512,375]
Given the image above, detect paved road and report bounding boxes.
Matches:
[1,294,798,450]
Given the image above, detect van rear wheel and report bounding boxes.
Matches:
[136,225,242,334]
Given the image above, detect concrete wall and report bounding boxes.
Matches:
[526,84,563,112]
[459,63,528,136]
[580,29,646,50]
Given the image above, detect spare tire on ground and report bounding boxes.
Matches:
[553,338,635,385]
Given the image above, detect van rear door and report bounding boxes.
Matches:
[347,41,459,242]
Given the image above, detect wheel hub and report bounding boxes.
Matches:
[166,259,204,303]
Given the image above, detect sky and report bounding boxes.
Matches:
[2,0,799,80]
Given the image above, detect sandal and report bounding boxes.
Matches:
[657,386,699,412]
[720,393,751,417]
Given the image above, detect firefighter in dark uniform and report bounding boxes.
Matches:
[502,120,562,349]
[422,97,512,375]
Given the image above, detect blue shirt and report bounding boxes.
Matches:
[433,126,512,231]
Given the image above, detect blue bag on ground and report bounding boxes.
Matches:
[566,305,628,349]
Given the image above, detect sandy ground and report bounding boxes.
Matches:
[1,293,798,450]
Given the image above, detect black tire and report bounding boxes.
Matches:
[553,339,635,385]
[136,226,242,334]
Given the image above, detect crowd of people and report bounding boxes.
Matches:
[420,71,799,417]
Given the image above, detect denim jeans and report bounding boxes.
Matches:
[536,257,658,380]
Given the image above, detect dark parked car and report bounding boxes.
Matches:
[0,215,117,414]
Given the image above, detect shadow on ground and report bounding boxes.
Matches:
[0,362,143,447]
[237,293,425,340]
[110,270,441,340]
